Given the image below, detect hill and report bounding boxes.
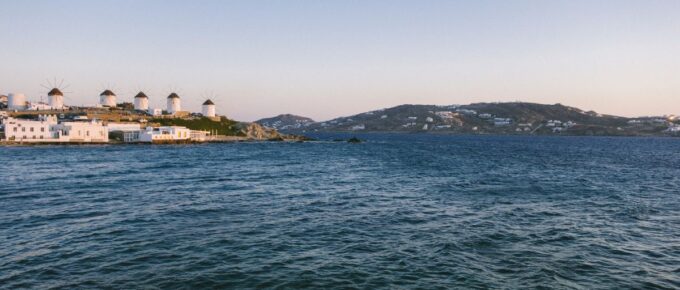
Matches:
[280,102,678,136]
[256,114,315,131]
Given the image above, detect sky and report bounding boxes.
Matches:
[0,0,679,121]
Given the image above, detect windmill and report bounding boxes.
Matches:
[200,91,217,118]
[129,85,150,111]
[40,77,72,110]
[165,85,184,114]
[98,82,118,107]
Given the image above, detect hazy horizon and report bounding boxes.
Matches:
[1,0,678,121]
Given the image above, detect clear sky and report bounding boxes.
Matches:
[1,0,678,121]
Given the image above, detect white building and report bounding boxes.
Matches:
[666,125,680,132]
[134,92,149,111]
[27,102,54,111]
[456,108,477,115]
[350,124,365,131]
[8,93,27,110]
[2,115,108,143]
[47,88,65,109]
[166,93,181,114]
[123,126,203,143]
[56,120,109,143]
[435,111,457,120]
[202,99,216,117]
[107,122,142,132]
[99,90,117,107]
[2,115,56,141]
[148,108,162,116]
[494,118,512,126]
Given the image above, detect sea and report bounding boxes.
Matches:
[1,134,679,289]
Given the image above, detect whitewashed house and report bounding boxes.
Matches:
[435,111,457,120]
[148,108,162,116]
[27,102,54,111]
[107,122,142,132]
[56,120,109,142]
[350,124,365,131]
[123,126,202,143]
[3,115,56,141]
[2,115,108,143]
[493,118,512,126]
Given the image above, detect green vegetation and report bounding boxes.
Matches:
[115,102,134,110]
[151,117,244,136]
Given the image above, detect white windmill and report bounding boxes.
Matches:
[99,89,117,107]
[166,92,181,114]
[134,91,149,111]
[41,78,71,110]
[202,99,216,117]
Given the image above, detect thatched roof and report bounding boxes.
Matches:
[134,92,148,99]
[48,88,63,96]
[203,99,214,105]
[100,89,116,96]
[167,92,180,99]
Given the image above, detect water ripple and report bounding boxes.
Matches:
[1,135,679,289]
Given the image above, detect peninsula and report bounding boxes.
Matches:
[0,89,299,145]
[258,103,680,137]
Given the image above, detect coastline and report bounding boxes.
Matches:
[0,135,309,146]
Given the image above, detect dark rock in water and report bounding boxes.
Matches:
[347,137,362,143]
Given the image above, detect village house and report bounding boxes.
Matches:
[2,115,108,143]
[123,126,206,143]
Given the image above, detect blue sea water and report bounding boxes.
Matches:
[1,134,679,289]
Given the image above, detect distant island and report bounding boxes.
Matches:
[257,102,680,137]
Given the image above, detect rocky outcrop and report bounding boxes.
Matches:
[240,122,283,140]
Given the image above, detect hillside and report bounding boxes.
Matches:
[273,102,678,136]
[151,117,243,136]
[255,114,315,131]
